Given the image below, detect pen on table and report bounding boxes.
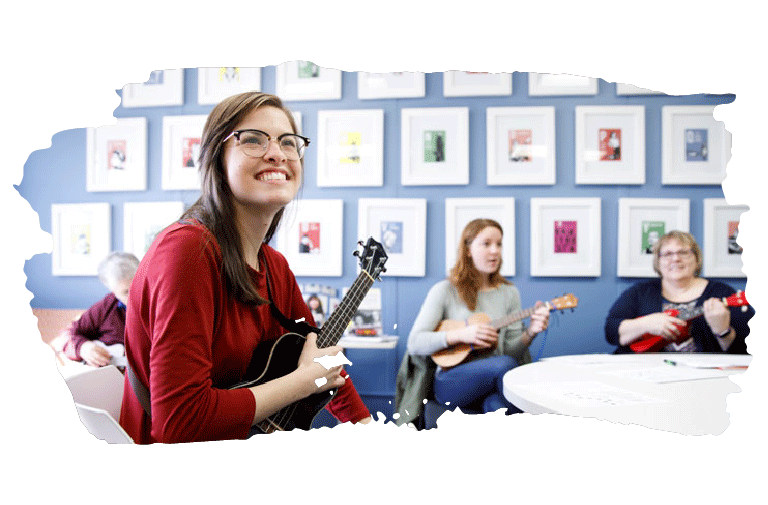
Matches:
[664,358,748,370]
[664,359,677,366]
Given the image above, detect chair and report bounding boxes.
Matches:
[64,365,134,444]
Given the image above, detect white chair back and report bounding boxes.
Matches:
[64,365,125,426]
[74,403,134,444]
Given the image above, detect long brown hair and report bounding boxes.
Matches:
[449,218,510,311]
[181,92,302,305]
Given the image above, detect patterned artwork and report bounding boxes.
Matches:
[380,221,403,254]
[107,140,126,171]
[685,128,709,161]
[728,221,742,254]
[423,130,446,162]
[339,132,361,164]
[508,129,532,162]
[554,221,577,253]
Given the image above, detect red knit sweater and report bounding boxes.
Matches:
[119,221,369,444]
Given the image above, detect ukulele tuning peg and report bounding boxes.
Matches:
[353,250,360,257]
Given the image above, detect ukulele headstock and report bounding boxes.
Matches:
[354,237,388,281]
[725,290,749,310]
[551,293,578,311]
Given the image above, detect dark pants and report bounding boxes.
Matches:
[433,355,522,414]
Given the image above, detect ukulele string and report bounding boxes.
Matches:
[271,271,373,431]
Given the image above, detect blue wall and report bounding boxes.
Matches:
[18,67,743,419]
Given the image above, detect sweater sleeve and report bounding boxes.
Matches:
[62,294,111,361]
[144,228,255,443]
[497,285,530,362]
[406,281,452,356]
[604,282,651,348]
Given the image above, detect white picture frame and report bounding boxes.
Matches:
[617,198,690,278]
[615,83,665,96]
[51,203,111,276]
[86,117,147,192]
[161,114,207,190]
[358,198,426,277]
[275,61,341,101]
[275,199,344,277]
[486,106,556,185]
[316,109,384,187]
[662,105,731,185]
[121,69,184,108]
[197,67,262,105]
[530,198,601,277]
[575,105,646,185]
[401,107,469,186]
[528,72,598,96]
[123,201,185,260]
[357,72,426,99]
[445,198,516,277]
[443,71,512,97]
[703,198,747,278]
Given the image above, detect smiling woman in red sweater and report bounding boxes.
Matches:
[119,92,370,444]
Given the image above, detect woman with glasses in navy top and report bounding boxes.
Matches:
[605,230,753,354]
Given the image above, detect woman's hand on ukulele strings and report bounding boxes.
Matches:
[702,297,731,336]
[639,312,687,341]
[451,323,498,349]
[528,302,550,335]
[296,333,346,395]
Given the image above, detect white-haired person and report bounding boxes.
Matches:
[61,251,139,367]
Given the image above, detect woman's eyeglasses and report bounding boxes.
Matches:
[224,129,310,161]
[658,249,693,260]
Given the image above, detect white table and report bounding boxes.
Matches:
[502,353,751,435]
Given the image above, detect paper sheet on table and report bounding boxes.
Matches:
[516,381,668,408]
[598,366,729,383]
[666,354,752,369]
[543,354,645,366]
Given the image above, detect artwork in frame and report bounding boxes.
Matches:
[615,82,665,96]
[357,71,426,100]
[617,198,690,278]
[197,67,261,105]
[358,198,426,277]
[123,201,185,260]
[443,71,512,97]
[86,117,147,192]
[51,203,111,276]
[401,107,469,186]
[575,105,646,185]
[121,69,184,108]
[530,198,601,277]
[662,105,731,185]
[528,72,598,96]
[275,199,344,277]
[702,198,747,278]
[161,114,208,190]
[275,61,341,101]
[316,109,384,187]
[445,198,515,277]
[486,106,556,185]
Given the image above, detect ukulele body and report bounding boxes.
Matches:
[431,313,495,369]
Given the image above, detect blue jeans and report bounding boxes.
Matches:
[433,355,522,414]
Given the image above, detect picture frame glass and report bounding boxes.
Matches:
[402,109,468,185]
[162,115,207,190]
[317,111,383,187]
[358,199,426,277]
[275,200,344,277]
[87,118,147,192]
[52,204,110,276]
[198,67,261,105]
[579,109,643,183]
[488,108,554,185]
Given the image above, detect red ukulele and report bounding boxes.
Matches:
[629,291,749,353]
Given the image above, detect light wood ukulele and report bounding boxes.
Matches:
[431,293,578,369]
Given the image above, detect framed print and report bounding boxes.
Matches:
[86,117,147,192]
[443,71,512,97]
[401,107,469,186]
[357,72,425,99]
[575,106,646,184]
[51,203,111,276]
[617,198,690,278]
[197,67,261,105]
[528,72,598,96]
[316,109,384,187]
[358,198,426,277]
[275,199,344,277]
[123,201,185,260]
[530,198,601,277]
[121,69,184,107]
[703,198,747,278]
[615,83,665,96]
[486,106,556,185]
[662,105,731,185]
[445,198,516,277]
[275,61,341,101]
[161,114,207,190]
